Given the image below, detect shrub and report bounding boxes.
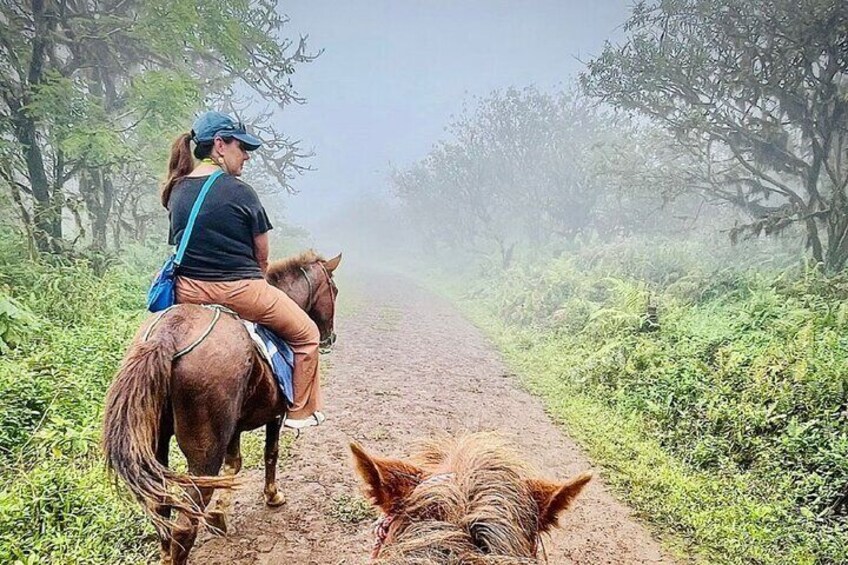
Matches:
[0,295,39,353]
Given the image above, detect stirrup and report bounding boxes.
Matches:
[283,411,325,430]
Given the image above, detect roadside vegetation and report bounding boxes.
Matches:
[433,239,848,564]
[0,234,155,563]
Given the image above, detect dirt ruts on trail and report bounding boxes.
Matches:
[191,272,679,564]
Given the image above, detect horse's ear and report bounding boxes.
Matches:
[324,253,342,273]
[527,471,592,532]
[350,442,421,513]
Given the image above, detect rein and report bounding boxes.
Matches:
[299,267,315,311]
[300,262,335,313]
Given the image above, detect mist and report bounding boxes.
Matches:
[267,1,837,277]
[271,0,631,257]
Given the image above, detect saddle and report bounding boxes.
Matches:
[243,320,294,404]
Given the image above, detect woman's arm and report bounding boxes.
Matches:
[253,231,270,274]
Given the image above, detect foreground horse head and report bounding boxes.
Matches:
[350,433,591,563]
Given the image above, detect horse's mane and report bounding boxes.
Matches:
[378,433,540,564]
[265,249,325,287]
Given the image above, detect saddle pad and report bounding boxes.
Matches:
[243,321,295,404]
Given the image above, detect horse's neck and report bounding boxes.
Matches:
[275,277,308,311]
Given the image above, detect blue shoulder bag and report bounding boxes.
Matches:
[146,170,223,312]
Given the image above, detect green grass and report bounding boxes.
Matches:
[0,250,155,563]
[327,492,376,524]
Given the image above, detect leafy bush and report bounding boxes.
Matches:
[0,295,39,353]
[0,236,155,563]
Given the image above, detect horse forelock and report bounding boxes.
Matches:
[265,249,326,287]
[378,433,541,564]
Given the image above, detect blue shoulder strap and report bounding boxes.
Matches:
[174,170,223,266]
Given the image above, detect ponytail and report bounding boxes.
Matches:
[160,133,194,208]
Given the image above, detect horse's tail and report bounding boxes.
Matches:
[102,314,236,527]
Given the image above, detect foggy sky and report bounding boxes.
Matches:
[268,0,632,241]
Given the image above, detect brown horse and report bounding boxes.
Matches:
[351,432,592,564]
[102,250,341,565]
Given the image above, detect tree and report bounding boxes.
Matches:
[582,0,848,271]
[391,87,679,267]
[0,0,317,253]
[392,88,553,268]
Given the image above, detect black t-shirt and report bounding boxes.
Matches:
[167,174,273,281]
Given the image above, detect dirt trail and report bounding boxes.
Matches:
[192,272,678,564]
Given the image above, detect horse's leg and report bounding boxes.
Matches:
[169,452,224,565]
[263,416,285,506]
[170,416,228,565]
[207,432,242,534]
[155,428,174,565]
[170,484,217,565]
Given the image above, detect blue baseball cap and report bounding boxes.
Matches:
[191,111,262,151]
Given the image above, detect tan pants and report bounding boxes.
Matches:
[175,276,322,418]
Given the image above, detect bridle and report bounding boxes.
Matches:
[299,262,337,349]
[299,262,335,313]
[299,266,315,311]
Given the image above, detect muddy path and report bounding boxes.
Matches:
[192,272,678,564]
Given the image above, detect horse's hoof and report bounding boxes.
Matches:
[265,491,285,507]
[206,511,228,535]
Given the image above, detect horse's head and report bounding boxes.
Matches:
[300,253,341,349]
[266,251,342,349]
[350,433,591,563]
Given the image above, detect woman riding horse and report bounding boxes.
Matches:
[164,111,324,429]
[103,111,340,565]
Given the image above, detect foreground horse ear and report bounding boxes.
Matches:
[324,253,342,273]
[527,471,592,532]
[350,443,422,513]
